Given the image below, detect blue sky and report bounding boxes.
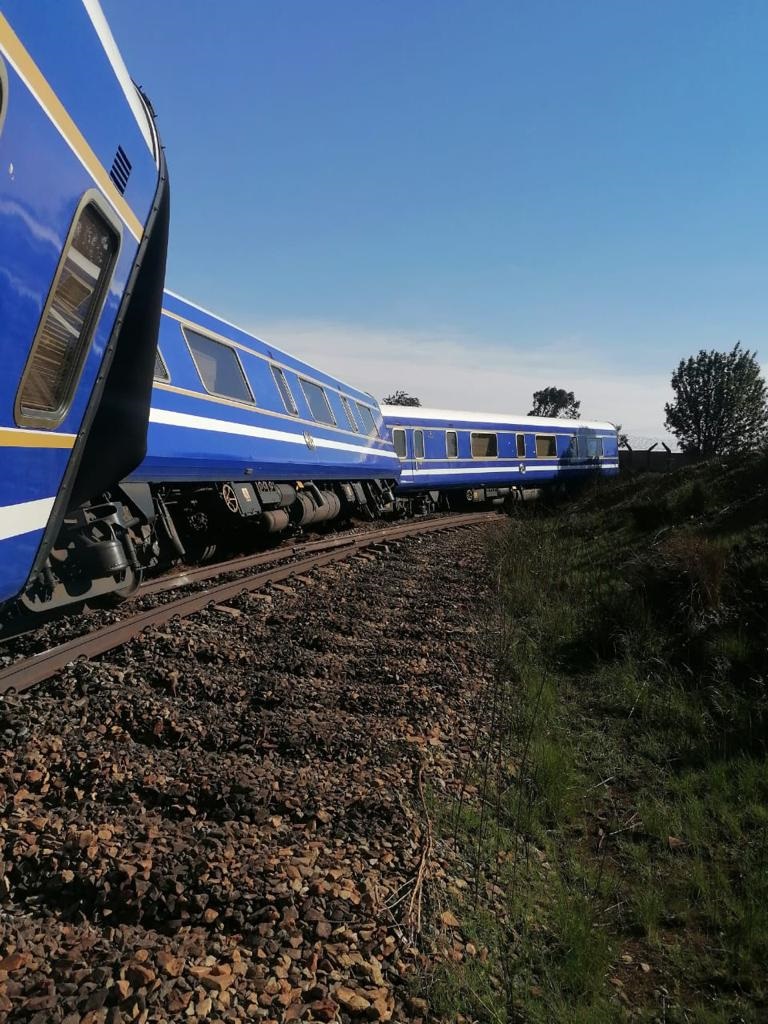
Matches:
[103,0,768,441]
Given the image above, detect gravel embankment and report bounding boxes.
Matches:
[0,522,500,1024]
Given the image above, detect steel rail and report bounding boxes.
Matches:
[0,512,498,697]
[139,516,465,597]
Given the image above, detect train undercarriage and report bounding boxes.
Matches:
[16,477,397,616]
[12,479,524,621]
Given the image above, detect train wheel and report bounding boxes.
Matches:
[92,565,143,608]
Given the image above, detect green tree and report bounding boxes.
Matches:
[382,390,421,406]
[664,343,768,455]
[529,387,580,419]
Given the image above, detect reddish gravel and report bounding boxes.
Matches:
[0,522,501,1024]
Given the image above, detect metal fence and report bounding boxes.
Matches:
[619,444,694,474]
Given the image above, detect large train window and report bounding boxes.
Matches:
[339,395,359,432]
[185,328,254,403]
[535,434,557,457]
[356,402,379,436]
[471,432,498,458]
[393,428,407,458]
[414,429,425,459]
[516,434,526,457]
[301,379,336,425]
[446,430,458,458]
[271,365,298,415]
[154,350,170,382]
[584,436,603,458]
[16,194,120,429]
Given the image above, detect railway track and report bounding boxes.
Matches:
[0,511,498,697]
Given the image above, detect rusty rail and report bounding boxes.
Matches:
[0,512,498,697]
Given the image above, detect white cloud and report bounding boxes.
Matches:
[247,317,676,446]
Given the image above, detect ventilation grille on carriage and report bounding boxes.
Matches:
[109,146,132,194]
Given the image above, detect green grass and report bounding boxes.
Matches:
[426,452,768,1023]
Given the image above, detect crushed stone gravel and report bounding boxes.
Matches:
[0,522,501,1023]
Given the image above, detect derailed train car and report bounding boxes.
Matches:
[122,292,400,563]
[0,1,169,613]
[382,405,619,510]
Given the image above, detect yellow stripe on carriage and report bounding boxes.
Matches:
[0,13,143,241]
[0,428,76,449]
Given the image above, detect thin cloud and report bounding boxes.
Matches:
[247,317,676,445]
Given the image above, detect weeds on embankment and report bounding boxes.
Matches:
[426,454,768,1023]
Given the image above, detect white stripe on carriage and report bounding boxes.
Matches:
[81,0,157,159]
[400,464,619,477]
[0,496,55,540]
[149,407,400,461]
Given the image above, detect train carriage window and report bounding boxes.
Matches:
[301,379,336,425]
[446,430,458,458]
[393,428,407,458]
[516,434,526,458]
[585,435,603,458]
[185,328,254,403]
[271,365,298,415]
[565,435,578,458]
[16,197,120,428]
[414,429,425,460]
[340,395,359,432]
[153,350,170,382]
[355,402,379,436]
[471,432,498,458]
[535,435,557,457]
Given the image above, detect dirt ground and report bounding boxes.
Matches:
[0,522,501,1024]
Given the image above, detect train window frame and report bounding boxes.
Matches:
[271,364,298,415]
[414,428,425,460]
[184,326,255,405]
[355,402,379,437]
[0,58,8,139]
[15,189,122,430]
[300,378,336,426]
[339,394,359,432]
[393,427,407,459]
[535,434,557,458]
[446,430,458,459]
[585,435,604,459]
[470,432,498,458]
[153,349,170,383]
[516,433,526,458]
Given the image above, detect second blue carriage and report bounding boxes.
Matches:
[125,291,400,559]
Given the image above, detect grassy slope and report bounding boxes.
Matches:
[426,453,768,1023]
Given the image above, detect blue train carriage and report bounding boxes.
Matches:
[0,2,170,615]
[125,291,400,560]
[381,405,619,510]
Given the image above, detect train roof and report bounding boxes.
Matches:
[380,405,617,432]
[163,289,380,407]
